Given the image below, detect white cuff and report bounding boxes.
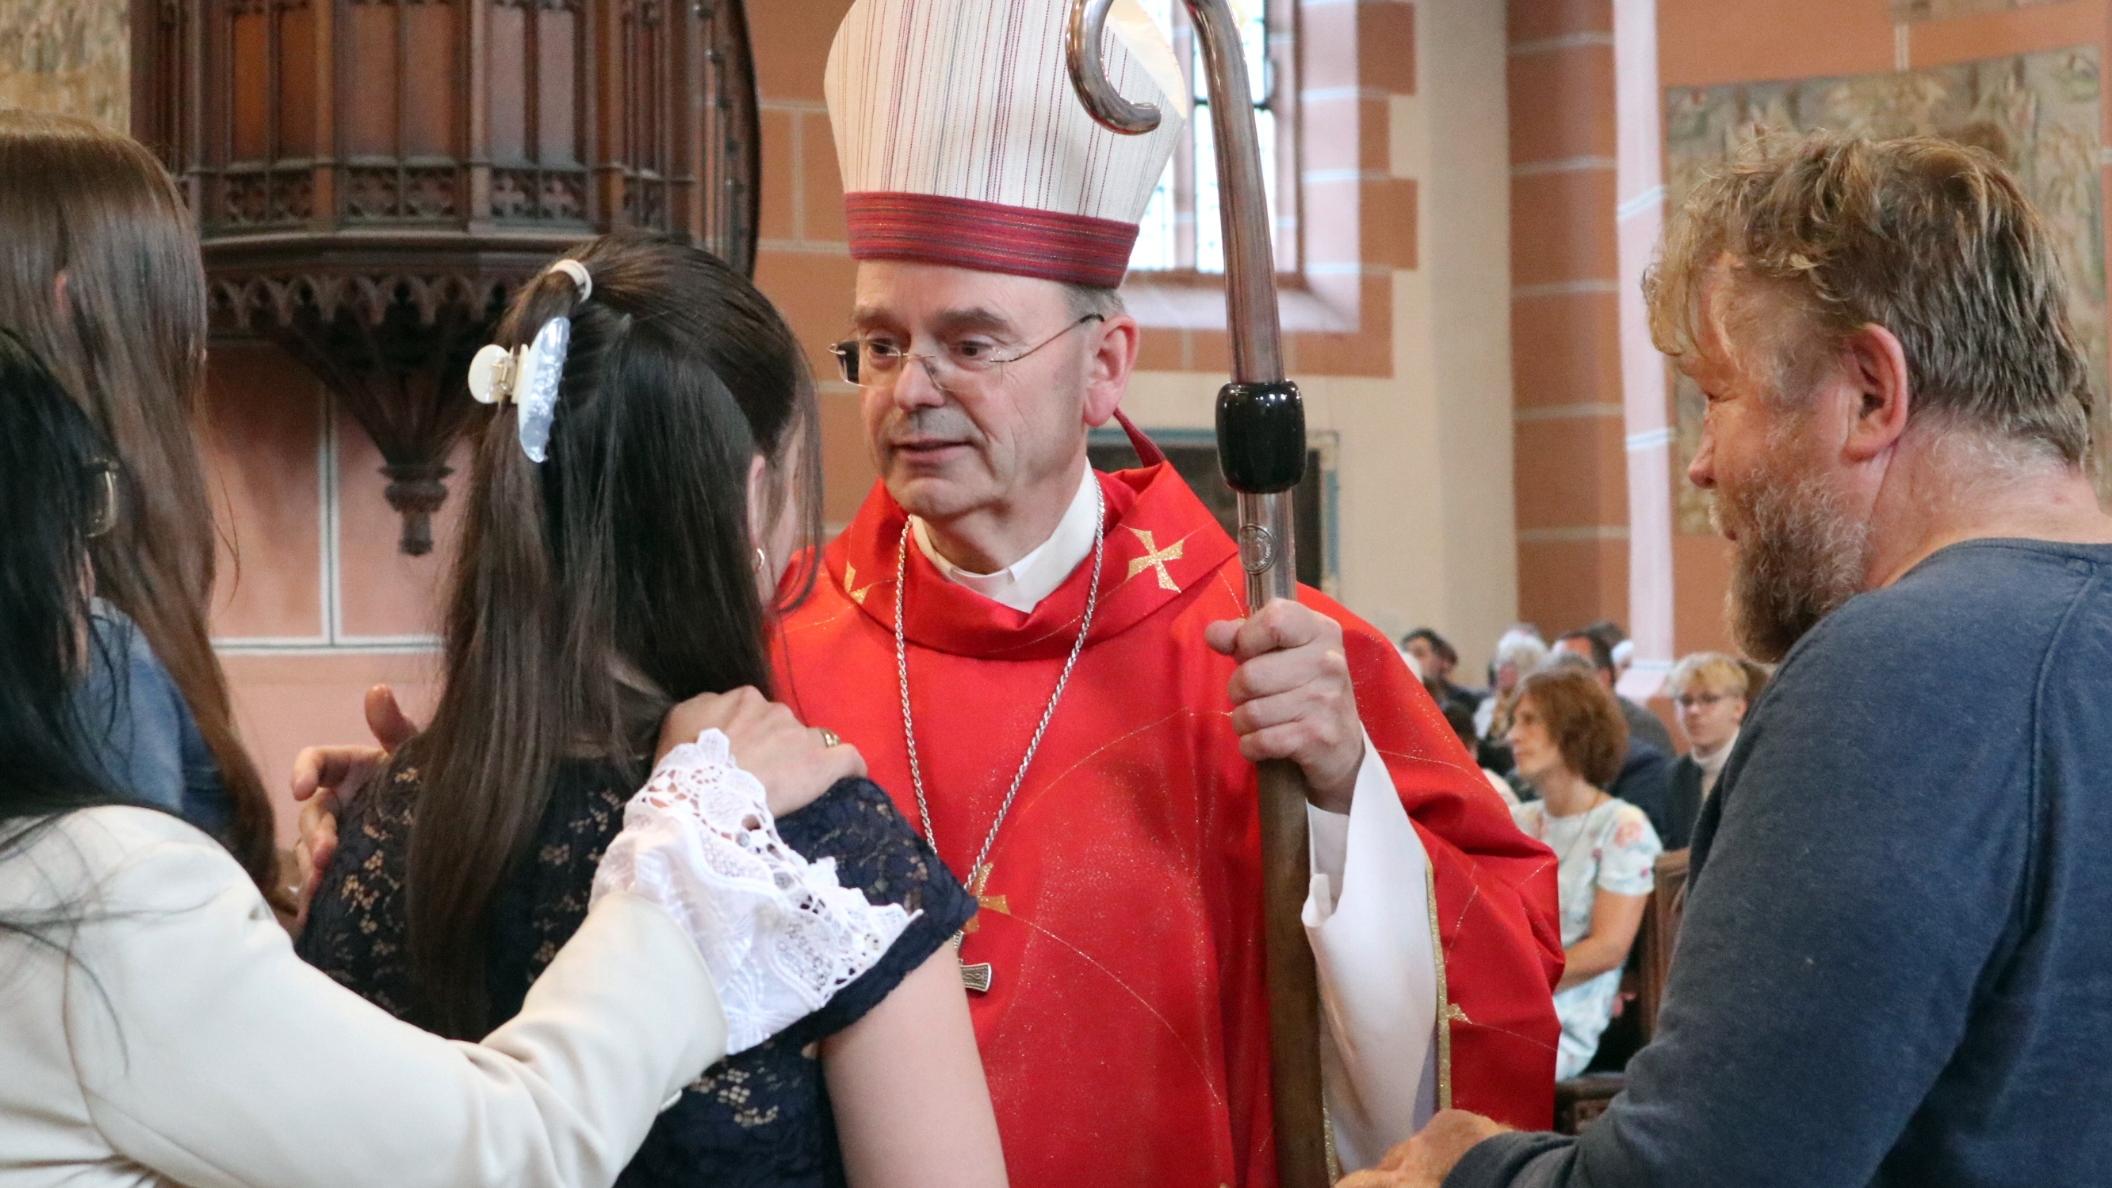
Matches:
[1301,725,1440,1172]
[591,729,916,1054]
[1303,728,1395,918]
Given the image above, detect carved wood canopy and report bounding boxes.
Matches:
[131,0,761,554]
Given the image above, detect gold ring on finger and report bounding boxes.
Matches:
[819,728,842,748]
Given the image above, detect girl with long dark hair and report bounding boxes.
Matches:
[0,325,915,1184]
[0,111,278,903]
[298,233,1006,1187]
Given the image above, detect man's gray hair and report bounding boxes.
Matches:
[1647,132,2094,466]
[1064,283,1127,321]
[1493,628,1549,676]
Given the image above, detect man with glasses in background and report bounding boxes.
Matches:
[1660,653,1752,850]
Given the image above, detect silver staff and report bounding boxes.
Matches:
[1068,5,1325,1186]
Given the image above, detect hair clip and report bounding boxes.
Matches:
[465,259,593,463]
[546,258,593,303]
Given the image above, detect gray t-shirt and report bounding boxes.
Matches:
[1451,539,2112,1187]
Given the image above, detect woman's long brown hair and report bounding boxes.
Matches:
[404,231,821,1037]
[0,112,281,907]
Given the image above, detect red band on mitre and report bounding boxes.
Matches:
[845,192,1138,289]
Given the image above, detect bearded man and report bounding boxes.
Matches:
[1351,132,2112,1186]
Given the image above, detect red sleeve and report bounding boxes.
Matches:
[1319,594,1564,1128]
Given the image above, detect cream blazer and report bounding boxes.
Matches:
[0,806,725,1187]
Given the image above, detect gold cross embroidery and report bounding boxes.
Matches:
[844,562,878,606]
[960,866,1010,935]
[1124,527,1185,592]
[955,867,1009,993]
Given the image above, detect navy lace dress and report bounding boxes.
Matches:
[298,758,974,1187]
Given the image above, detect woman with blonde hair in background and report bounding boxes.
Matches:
[0,112,278,905]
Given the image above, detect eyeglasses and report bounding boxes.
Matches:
[84,459,119,540]
[830,314,1104,388]
[1674,692,1731,710]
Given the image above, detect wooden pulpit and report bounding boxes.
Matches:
[130,0,761,553]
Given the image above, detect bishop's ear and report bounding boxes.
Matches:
[1083,313,1140,428]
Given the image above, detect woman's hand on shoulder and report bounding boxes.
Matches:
[290,685,418,930]
[656,687,865,817]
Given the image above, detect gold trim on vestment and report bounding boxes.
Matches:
[1427,860,1454,1111]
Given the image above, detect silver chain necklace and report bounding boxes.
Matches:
[895,484,1106,991]
[1539,790,1609,866]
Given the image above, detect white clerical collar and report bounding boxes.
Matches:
[910,464,1098,614]
[1696,729,1739,797]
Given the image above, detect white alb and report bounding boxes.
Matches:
[592,728,916,1053]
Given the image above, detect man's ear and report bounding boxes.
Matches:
[1840,323,1912,463]
[1082,313,1140,428]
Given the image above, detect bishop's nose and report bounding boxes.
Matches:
[890,354,949,412]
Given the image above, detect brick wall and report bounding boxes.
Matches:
[1506,0,1632,646]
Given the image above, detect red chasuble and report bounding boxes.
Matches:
[774,461,1561,1187]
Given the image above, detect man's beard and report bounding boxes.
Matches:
[1713,462,1871,663]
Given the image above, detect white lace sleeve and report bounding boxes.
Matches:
[590,729,916,1054]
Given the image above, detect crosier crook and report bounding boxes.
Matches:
[1065,5,1326,1187]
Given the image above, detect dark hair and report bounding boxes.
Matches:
[0,112,281,908]
[1402,628,1458,668]
[1440,698,1479,753]
[1515,668,1627,788]
[1556,630,1615,675]
[403,231,821,1037]
[0,328,130,934]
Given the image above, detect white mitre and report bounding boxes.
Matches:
[825,0,1192,288]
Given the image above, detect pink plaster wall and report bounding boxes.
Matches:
[202,341,462,845]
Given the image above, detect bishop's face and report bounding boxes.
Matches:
[848,261,1122,557]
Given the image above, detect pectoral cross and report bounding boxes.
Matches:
[955,867,1008,993]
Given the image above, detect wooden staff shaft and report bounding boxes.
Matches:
[1067,4,1327,1184]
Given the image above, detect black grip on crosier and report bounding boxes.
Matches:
[1215,380,1306,495]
